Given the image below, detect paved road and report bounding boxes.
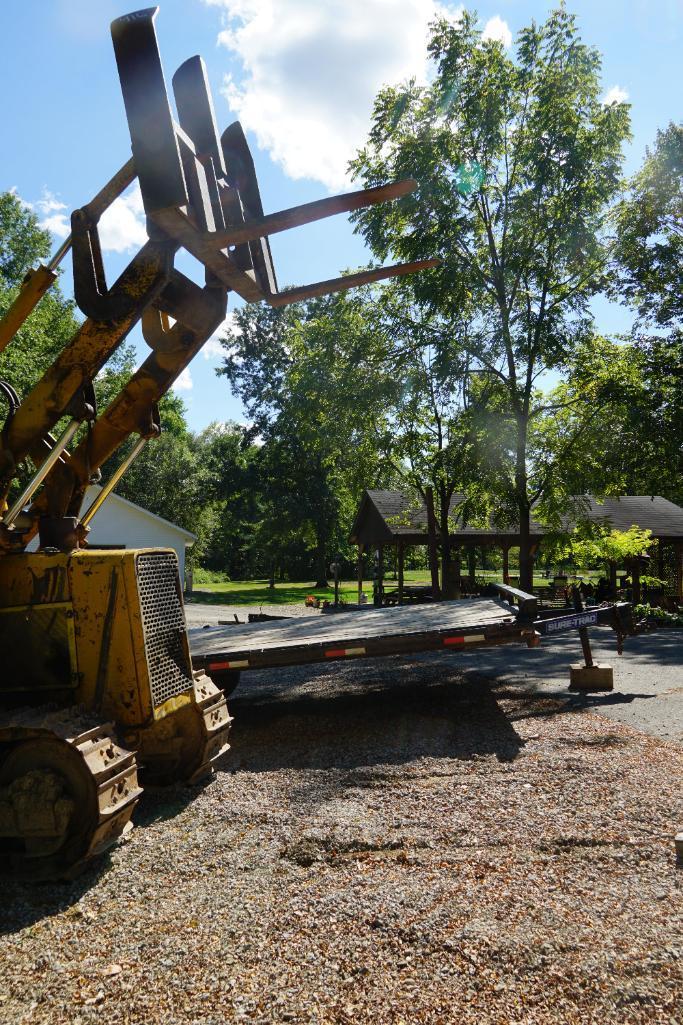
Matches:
[186,603,682,745]
[453,626,683,744]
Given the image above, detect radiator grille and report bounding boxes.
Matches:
[136,551,193,707]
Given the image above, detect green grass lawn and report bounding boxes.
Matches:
[187,568,600,606]
[187,578,362,606]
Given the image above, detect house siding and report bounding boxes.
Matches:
[28,486,195,586]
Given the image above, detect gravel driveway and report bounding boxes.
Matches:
[186,603,683,744]
[1,615,682,1024]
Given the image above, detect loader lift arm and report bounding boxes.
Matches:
[0,5,438,548]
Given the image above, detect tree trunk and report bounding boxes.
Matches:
[518,503,534,593]
[515,412,534,593]
[467,546,476,583]
[425,487,441,600]
[314,543,328,588]
[438,484,460,598]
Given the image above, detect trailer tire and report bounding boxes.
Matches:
[207,669,241,697]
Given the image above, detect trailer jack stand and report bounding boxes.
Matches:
[569,626,614,692]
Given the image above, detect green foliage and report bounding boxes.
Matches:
[549,523,653,567]
[525,331,682,509]
[193,566,231,584]
[612,122,683,328]
[350,7,631,588]
[640,575,666,589]
[608,124,683,504]
[0,192,80,409]
[0,192,50,287]
[191,422,264,578]
[633,603,683,627]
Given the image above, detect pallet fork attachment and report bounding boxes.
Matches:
[0,6,437,546]
[111,7,438,308]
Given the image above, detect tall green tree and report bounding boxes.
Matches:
[218,290,397,584]
[366,285,512,591]
[0,192,81,499]
[350,7,630,589]
[192,422,264,578]
[611,123,683,502]
[0,192,80,413]
[612,122,683,328]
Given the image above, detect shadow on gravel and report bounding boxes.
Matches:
[133,775,216,828]
[495,682,658,722]
[455,627,682,684]
[0,779,221,934]
[616,628,683,667]
[227,666,526,775]
[0,856,113,936]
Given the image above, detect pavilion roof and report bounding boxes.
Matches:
[349,490,683,547]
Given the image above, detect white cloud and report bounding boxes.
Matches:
[38,213,71,238]
[173,367,194,392]
[203,0,464,190]
[201,311,239,360]
[202,336,226,360]
[481,15,512,49]
[31,189,70,239]
[35,190,67,215]
[18,183,147,251]
[98,183,148,253]
[601,85,629,106]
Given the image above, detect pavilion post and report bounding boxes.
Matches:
[467,545,476,586]
[502,543,510,585]
[398,540,404,605]
[357,544,364,605]
[676,543,683,600]
[374,545,385,606]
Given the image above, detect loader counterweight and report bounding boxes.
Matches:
[0,549,232,877]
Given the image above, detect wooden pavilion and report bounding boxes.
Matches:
[349,490,683,604]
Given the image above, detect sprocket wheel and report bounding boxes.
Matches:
[0,725,142,881]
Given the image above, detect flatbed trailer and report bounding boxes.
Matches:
[188,584,632,688]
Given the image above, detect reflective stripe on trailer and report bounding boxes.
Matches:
[208,659,249,671]
[325,646,366,658]
[443,633,486,646]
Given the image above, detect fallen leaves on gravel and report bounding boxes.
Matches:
[1,657,682,1024]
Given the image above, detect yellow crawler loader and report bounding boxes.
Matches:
[0,7,436,878]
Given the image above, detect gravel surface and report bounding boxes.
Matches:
[2,647,683,1024]
[442,626,683,744]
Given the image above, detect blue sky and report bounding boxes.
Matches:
[1,0,680,432]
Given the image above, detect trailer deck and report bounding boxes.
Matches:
[188,595,538,675]
[188,583,633,685]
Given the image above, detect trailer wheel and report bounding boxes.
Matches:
[207,669,241,697]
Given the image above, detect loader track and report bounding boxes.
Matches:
[137,675,233,785]
[189,674,233,783]
[0,708,142,880]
